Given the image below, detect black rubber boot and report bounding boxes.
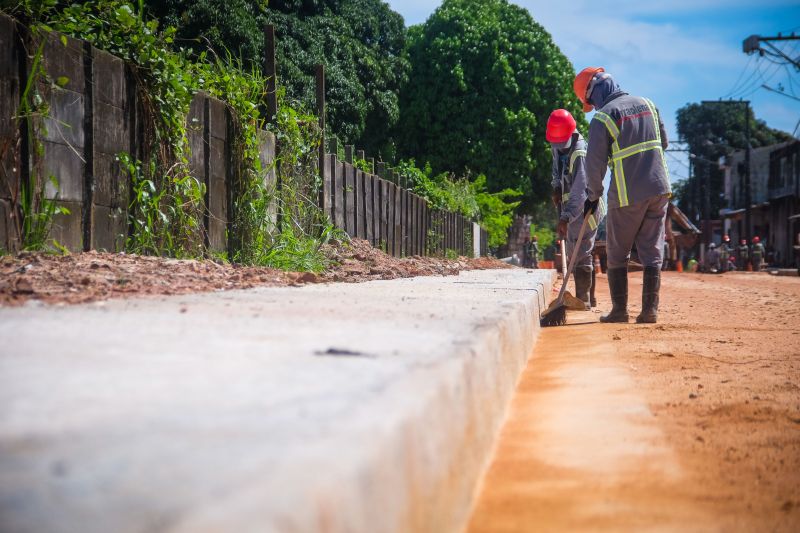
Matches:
[590,268,597,308]
[573,266,593,310]
[600,267,629,323]
[636,266,661,323]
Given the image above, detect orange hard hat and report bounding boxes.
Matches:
[574,66,605,112]
[546,109,577,143]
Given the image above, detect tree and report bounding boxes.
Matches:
[143,0,409,158]
[675,102,792,221]
[396,0,585,209]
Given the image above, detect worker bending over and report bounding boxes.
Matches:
[547,109,606,309]
[575,68,671,323]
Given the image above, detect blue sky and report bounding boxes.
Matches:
[386,0,800,184]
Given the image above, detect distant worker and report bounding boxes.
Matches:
[521,236,532,267]
[738,239,749,271]
[706,243,720,272]
[574,67,670,323]
[751,236,765,272]
[529,235,540,269]
[547,108,606,309]
[719,235,731,272]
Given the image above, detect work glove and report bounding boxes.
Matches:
[583,198,599,217]
[557,219,568,238]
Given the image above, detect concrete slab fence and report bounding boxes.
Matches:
[0,14,485,258]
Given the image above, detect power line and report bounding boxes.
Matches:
[723,54,755,98]
[761,83,800,103]
[731,39,799,99]
[666,151,691,172]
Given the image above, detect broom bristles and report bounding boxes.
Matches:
[540,304,567,327]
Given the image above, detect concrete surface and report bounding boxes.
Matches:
[0,268,554,533]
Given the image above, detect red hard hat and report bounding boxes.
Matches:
[753,236,760,243]
[574,66,605,112]
[741,239,747,244]
[546,109,577,143]
[723,234,730,242]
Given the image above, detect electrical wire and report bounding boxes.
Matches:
[723,54,756,99]
[666,152,692,172]
[729,40,799,99]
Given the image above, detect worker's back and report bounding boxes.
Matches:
[593,94,671,208]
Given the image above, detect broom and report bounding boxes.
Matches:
[540,209,593,327]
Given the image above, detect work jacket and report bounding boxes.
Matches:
[738,245,749,259]
[551,132,606,230]
[585,92,671,209]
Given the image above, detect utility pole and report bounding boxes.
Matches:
[701,100,751,242]
[743,33,800,70]
[666,144,697,223]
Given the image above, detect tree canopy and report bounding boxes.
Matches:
[396,0,585,208]
[675,102,792,220]
[144,0,409,158]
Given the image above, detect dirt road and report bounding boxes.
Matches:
[468,271,800,532]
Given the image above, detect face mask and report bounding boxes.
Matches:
[554,134,572,153]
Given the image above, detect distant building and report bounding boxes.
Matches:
[720,140,799,267]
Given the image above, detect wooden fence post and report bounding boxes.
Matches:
[264,25,278,123]
[328,138,337,221]
[315,64,325,211]
[263,25,280,230]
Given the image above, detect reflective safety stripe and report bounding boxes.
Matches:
[589,196,606,230]
[569,149,586,174]
[594,112,628,207]
[612,139,663,161]
[643,98,671,190]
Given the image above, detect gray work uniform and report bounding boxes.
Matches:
[706,248,721,271]
[751,242,765,271]
[737,244,749,270]
[551,132,606,268]
[585,92,671,269]
[719,243,731,271]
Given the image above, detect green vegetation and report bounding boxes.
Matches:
[143,0,409,161]
[2,0,581,255]
[5,0,335,269]
[397,0,585,208]
[675,102,793,219]
[0,7,69,252]
[395,161,520,248]
[530,223,555,253]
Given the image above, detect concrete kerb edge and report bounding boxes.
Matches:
[453,270,554,532]
[0,268,557,533]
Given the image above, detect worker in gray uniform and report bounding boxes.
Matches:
[706,243,720,272]
[574,67,671,323]
[547,108,606,309]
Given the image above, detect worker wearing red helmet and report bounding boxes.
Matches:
[547,109,606,309]
[574,67,671,323]
[751,236,765,271]
[738,238,749,270]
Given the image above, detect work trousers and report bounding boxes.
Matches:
[566,215,599,268]
[606,194,669,269]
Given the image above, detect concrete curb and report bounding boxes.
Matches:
[0,268,555,533]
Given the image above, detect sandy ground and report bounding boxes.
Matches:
[468,270,800,532]
[0,239,507,306]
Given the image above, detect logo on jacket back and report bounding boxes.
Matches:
[619,103,652,124]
